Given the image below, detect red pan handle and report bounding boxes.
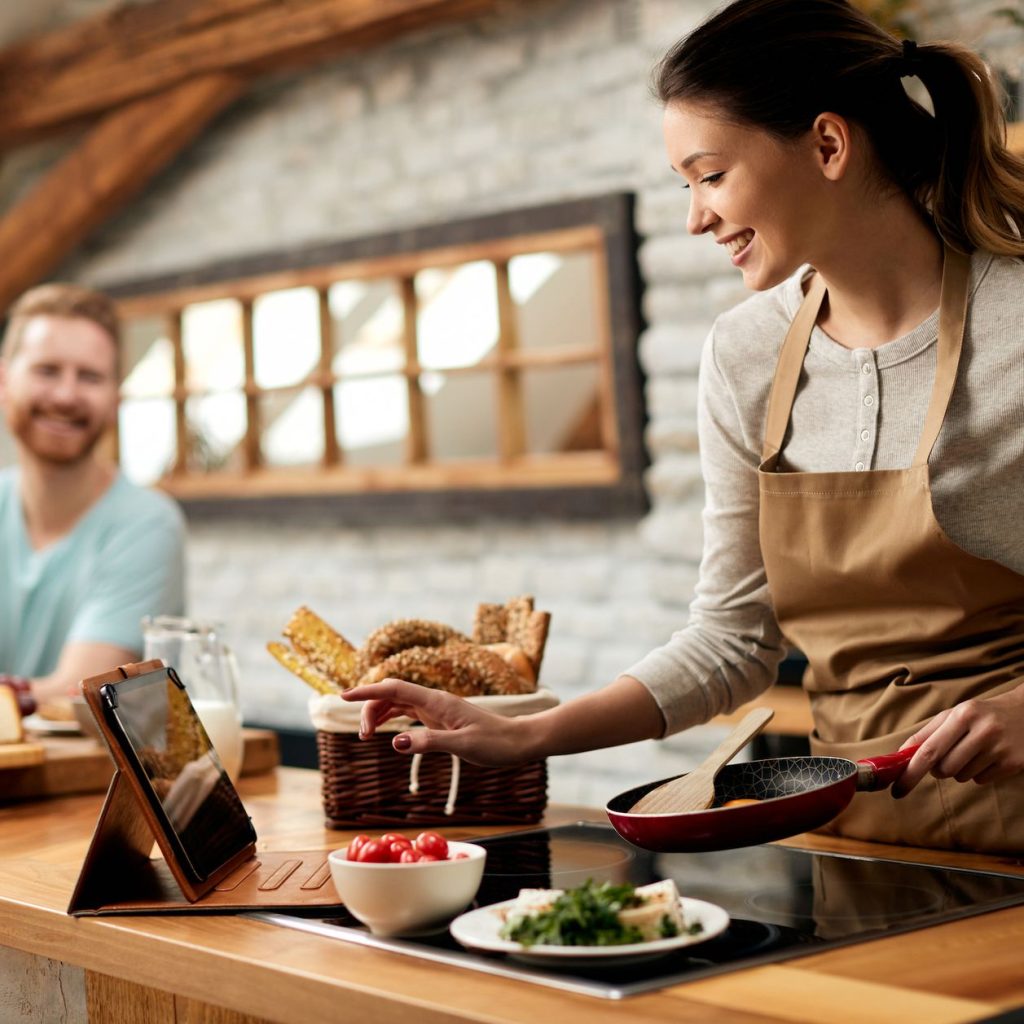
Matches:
[855,744,921,792]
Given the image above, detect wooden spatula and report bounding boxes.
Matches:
[629,706,775,814]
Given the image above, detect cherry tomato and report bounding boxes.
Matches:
[414,831,448,860]
[355,839,389,863]
[386,840,412,862]
[346,834,370,862]
[418,854,440,862]
[380,832,412,849]
[399,848,423,863]
[451,852,469,860]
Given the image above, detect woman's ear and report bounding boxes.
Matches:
[811,111,853,182]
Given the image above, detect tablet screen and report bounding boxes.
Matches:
[101,668,256,882]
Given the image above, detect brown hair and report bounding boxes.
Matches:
[654,0,1024,256]
[2,283,121,371]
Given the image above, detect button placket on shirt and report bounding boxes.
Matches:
[854,351,879,470]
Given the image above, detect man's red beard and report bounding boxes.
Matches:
[6,402,108,466]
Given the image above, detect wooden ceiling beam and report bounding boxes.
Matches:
[0,0,503,146]
[0,73,244,315]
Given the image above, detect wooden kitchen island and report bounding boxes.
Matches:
[2,765,1023,1024]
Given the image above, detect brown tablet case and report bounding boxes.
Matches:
[68,661,342,917]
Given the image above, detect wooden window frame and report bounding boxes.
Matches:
[108,192,647,522]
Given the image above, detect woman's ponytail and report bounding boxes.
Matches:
[915,42,1024,256]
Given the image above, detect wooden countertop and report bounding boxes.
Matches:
[2,766,1024,1024]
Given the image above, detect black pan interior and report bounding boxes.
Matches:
[713,756,853,803]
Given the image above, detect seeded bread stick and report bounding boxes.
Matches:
[267,641,344,695]
[282,606,358,687]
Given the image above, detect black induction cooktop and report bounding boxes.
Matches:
[253,822,1024,999]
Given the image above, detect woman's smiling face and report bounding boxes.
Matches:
[663,100,833,291]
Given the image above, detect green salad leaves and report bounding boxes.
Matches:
[499,879,698,948]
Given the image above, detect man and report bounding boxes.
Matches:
[0,283,185,705]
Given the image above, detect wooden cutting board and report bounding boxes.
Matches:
[0,727,280,802]
[0,742,47,769]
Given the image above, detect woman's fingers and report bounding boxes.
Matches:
[343,678,518,765]
[892,711,968,797]
[951,748,996,784]
[899,710,948,751]
[392,726,462,757]
[345,680,463,736]
[892,693,1024,795]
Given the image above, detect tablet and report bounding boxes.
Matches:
[96,665,257,891]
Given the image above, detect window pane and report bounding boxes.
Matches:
[121,317,175,399]
[261,387,324,467]
[334,377,407,467]
[119,397,176,485]
[329,280,405,376]
[522,365,603,454]
[424,372,497,461]
[509,251,599,350]
[254,287,320,389]
[416,261,498,370]
[185,392,247,472]
[182,299,245,391]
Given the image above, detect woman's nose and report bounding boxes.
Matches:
[686,194,717,235]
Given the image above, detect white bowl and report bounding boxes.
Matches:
[327,841,486,936]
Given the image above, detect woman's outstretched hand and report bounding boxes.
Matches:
[343,674,665,767]
[342,679,532,767]
[892,686,1024,797]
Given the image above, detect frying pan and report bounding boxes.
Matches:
[605,745,918,852]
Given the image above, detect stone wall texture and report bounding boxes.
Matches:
[3,0,1021,807]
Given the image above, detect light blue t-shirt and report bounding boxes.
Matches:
[0,468,186,678]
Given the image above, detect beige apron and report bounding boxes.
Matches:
[758,247,1024,853]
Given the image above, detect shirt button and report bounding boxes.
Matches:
[855,462,865,471]
[863,395,874,407]
[862,363,872,374]
[860,430,870,441]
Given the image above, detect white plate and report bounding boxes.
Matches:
[22,714,82,735]
[449,896,729,966]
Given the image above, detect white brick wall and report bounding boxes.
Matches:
[4,0,1019,808]
[41,0,717,806]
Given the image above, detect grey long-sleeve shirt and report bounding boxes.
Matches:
[627,250,1024,736]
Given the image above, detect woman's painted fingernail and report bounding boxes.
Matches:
[394,734,412,751]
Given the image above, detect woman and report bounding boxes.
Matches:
[346,0,1024,851]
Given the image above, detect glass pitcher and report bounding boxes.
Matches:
[142,616,244,782]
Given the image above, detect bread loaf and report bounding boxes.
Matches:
[0,686,23,744]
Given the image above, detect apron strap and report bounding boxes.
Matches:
[761,271,827,460]
[912,246,971,466]
[761,246,971,466]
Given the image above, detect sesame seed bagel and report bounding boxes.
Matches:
[356,640,535,696]
[361,619,470,669]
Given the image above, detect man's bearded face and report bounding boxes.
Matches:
[0,315,119,466]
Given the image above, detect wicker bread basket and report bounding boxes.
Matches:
[310,690,558,828]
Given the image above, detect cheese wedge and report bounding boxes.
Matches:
[619,879,685,941]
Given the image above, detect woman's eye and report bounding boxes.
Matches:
[680,172,724,191]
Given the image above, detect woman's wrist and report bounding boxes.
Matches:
[512,675,666,762]
[508,707,559,763]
